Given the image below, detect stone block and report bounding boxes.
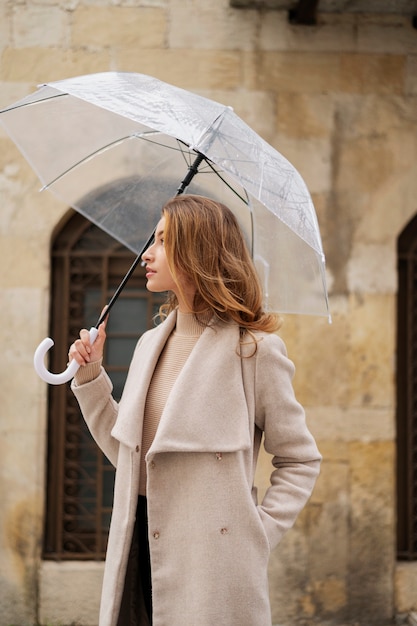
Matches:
[276,93,336,139]
[307,406,395,444]
[0,188,68,291]
[114,48,242,90]
[0,2,11,51]
[349,440,395,525]
[405,55,417,95]
[0,436,45,622]
[279,308,350,408]
[314,439,350,463]
[267,455,350,623]
[311,577,348,615]
[307,462,350,581]
[339,53,405,95]
[336,93,417,141]
[273,135,332,194]
[249,51,404,95]
[347,242,396,294]
[0,47,110,82]
[347,440,395,620]
[0,578,31,626]
[0,232,57,289]
[395,562,417,613]
[356,166,417,247]
[0,136,37,186]
[334,99,417,214]
[318,189,362,295]
[336,134,398,196]
[357,17,417,54]
[348,293,395,408]
[12,4,68,48]
[0,288,49,367]
[259,11,357,53]
[258,10,289,52]
[39,561,104,626]
[72,6,166,48]
[169,2,258,50]
[312,193,350,294]
[250,51,342,93]
[249,52,402,96]
[286,14,357,54]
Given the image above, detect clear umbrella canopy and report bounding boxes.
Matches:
[1,72,329,318]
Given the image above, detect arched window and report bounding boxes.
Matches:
[397,214,417,561]
[43,212,164,560]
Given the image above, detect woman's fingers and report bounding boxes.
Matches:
[92,320,107,357]
[79,328,92,352]
[99,305,109,325]
[68,333,92,365]
[68,306,109,366]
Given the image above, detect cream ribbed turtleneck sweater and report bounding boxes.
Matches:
[138,310,210,495]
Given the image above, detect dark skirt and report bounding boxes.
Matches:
[117,496,152,626]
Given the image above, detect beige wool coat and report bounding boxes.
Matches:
[72,310,321,626]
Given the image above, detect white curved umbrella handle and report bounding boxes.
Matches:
[34,327,99,385]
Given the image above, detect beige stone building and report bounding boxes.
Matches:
[1,0,417,624]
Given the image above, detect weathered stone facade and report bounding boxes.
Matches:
[1,1,416,624]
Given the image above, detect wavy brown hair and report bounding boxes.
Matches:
[159,194,280,334]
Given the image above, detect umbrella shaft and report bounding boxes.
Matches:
[177,152,205,194]
[95,227,156,328]
[96,151,206,328]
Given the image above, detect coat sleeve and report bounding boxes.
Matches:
[254,333,321,550]
[71,367,120,467]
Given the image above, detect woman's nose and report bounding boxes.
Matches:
[142,244,153,263]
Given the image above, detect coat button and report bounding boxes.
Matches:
[135,445,140,453]
[220,528,228,535]
[149,461,155,469]
[215,452,223,460]
[153,531,160,540]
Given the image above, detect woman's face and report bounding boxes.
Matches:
[142,217,195,309]
[142,217,177,294]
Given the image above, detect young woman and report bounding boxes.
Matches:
[69,194,321,626]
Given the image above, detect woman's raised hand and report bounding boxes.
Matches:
[68,309,108,366]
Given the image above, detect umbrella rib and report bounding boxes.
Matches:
[41,133,202,191]
[0,91,67,113]
[203,160,254,257]
[204,160,249,206]
[41,135,141,189]
[42,133,197,189]
[137,134,192,153]
[39,131,190,189]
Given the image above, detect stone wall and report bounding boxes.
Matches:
[1,1,417,624]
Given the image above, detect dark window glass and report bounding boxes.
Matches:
[397,214,417,561]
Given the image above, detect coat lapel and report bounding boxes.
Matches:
[111,311,252,454]
[149,319,252,454]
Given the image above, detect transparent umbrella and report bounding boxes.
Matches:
[0,71,330,384]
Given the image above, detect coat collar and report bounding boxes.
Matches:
[111,310,252,454]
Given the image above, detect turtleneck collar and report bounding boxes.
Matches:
[174,309,213,337]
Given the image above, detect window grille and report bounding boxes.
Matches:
[397,215,417,560]
[44,213,163,560]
